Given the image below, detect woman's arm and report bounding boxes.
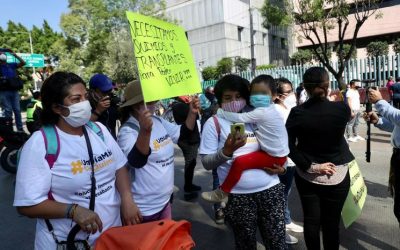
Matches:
[184,96,200,130]
[201,149,231,170]
[115,166,142,225]
[217,108,266,123]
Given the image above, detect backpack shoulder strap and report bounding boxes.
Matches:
[212,115,220,141]
[123,119,140,133]
[40,125,60,169]
[86,121,105,142]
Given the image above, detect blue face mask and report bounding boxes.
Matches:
[250,94,272,108]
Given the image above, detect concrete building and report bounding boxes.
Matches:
[165,0,293,74]
[295,0,400,60]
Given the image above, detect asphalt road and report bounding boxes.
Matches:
[0,124,399,250]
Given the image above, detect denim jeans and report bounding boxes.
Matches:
[346,111,361,138]
[279,166,296,224]
[212,168,221,210]
[0,90,23,130]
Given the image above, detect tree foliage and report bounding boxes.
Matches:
[366,41,389,57]
[290,49,313,65]
[216,57,233,76]
[261,0,382,88]
[392,38,400,54]
[234,57,251,72]
[201,66,218,81]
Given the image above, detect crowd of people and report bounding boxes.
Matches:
[1,58,398,249]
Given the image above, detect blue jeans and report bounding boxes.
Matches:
[279,166,296,224]
[212,168,221,210]
[0,90,23,130]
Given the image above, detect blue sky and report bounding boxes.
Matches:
[0,0,69,32]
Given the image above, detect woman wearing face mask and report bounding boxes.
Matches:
[200,74,287,249]
[286,67,353,250]
[13,72,138,249]
[117,80,200,223]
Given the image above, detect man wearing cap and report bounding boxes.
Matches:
[346,79,364,142]
[0,48,26,131]
[89,73,119,138]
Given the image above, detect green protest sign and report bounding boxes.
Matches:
[126,12,201,102]
[341,160,367,228]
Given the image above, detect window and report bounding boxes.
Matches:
[281,38,287,49]
[272,35,277,47]
[238,27,244,41]
[262,33,267,45]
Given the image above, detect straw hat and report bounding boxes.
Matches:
[120,80,144,108]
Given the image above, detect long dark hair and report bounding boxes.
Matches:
[40,72,85,125]
[303,67,329,99]
[214,74,250,105]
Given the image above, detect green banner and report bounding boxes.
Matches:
[126,12,201,102]
[341,160,367,228]
[6,53,45,68]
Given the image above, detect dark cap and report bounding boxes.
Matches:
[89,74,113,92]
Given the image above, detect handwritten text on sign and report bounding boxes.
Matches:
[126,12,201,102]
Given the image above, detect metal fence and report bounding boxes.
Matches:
[203,53,400,90]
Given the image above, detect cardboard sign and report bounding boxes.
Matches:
[342,160,367,228]
[126,12,201,102]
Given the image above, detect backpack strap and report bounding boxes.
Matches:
[86,121,105,142]
[212,115,220,141]
[40,125,60,169]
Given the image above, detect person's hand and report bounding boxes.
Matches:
[222,133,246,157]
[264,164,286,175]
[351,111,355,118]
[138,109,153,133]
[368,88,383,104]
[95,96,111,113]
[315,162,336,176]
[121,198,142,225]
[73,206,103,234]
[363,111,379,124]
[189,95,200,114]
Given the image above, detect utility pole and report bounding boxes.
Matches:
[249,1,256,77]
[28,31,38,91]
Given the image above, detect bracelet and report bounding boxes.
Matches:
[65,204,73,218]
[92,110,101,117]
[69,204,78,219]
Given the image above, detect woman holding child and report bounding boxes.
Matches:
[199,74,287,249]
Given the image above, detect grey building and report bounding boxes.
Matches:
[165,0,292,74]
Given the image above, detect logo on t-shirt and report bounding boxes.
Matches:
[152,134,172,151]
[70,150,114,175]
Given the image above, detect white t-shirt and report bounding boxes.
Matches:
[117,116,180,216]
[274,104,295,167]
[14,123,127,249]
[217,105,289,157]
[346,89,361,111]
[199,115,280,194]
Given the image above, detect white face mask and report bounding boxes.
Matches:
[61,100,92,127]
[283,94,297,109]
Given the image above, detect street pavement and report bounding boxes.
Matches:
[0,124,399,249]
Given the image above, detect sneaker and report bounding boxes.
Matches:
[201,189,228,203]
[347,137,357,142]
[354,135,365,141]
[215,208,225,225]
[285,233,298,244]
[286,222,304,233]
[184,184,202,193]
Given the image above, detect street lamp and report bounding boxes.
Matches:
[12,31,38,90]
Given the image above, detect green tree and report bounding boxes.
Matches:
[366,41,389,57]
[216,57,233,76]
[234,57,251,72]
[340,44,357,59]
[201,66,218,81]
[59,0,170,83]
[290,49,313,65]
[392,38,400,54]
[256,64,277,70]
[261,0,382,89]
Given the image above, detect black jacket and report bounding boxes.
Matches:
[286,97,355,171]
[171,101,200,144]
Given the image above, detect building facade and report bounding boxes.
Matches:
[165,0,292,74]
[295,0,400,60]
